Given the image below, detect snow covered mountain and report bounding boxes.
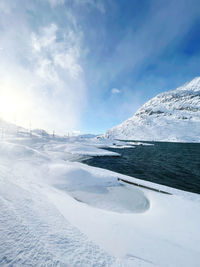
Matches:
[105,77,200,142]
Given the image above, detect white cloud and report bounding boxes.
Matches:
[31,23,83,80]
[54,51,83,79]
[32,24,58,52]
[0,1,87,134]
[30,22,87,132]
[111,88,121,94]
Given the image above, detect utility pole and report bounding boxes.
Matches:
[29,122,32,136]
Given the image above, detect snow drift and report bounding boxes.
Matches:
[0,120,200,266]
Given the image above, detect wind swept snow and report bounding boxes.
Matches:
[50,163,150,213]
[0,123,200,266]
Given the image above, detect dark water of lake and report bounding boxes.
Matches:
[82,141,200,194]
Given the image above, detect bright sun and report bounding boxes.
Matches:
[0,83,33,127]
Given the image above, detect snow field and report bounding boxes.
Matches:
[0,130,200,266]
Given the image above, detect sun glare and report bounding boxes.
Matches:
[0,84,33,127]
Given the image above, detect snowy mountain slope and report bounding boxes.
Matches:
[105,77,200,142]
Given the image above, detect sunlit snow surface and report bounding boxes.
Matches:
[0,123,200,266]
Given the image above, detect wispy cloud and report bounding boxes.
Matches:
[0,0,87,134]
[102,0,200,82]
[111,88,120,94]
[31,23,83,80]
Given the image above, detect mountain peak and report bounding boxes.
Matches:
[178,76,200,92]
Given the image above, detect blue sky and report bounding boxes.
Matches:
[0,0,200,134]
